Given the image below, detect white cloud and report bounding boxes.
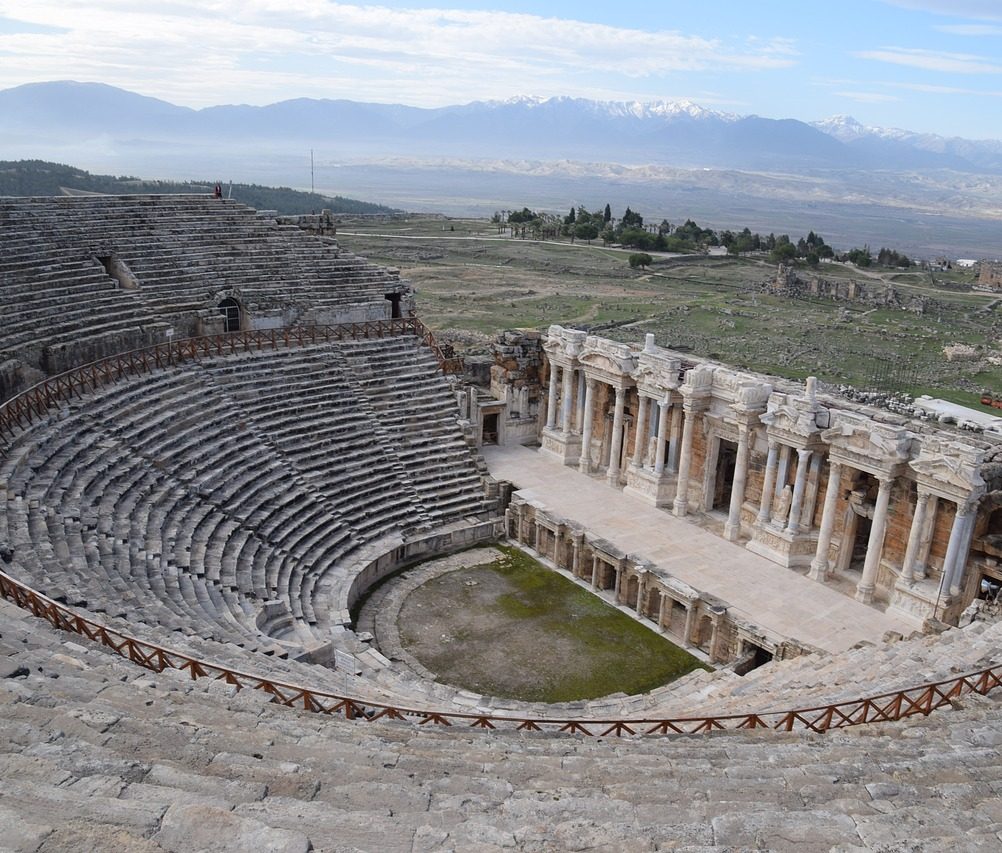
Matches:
[935,23,1002,35]
[0,1,797,107]
[855,46,1002,74]
[834,90,900,103]
[882,0,1002,19]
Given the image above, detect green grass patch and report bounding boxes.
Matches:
[398,545,708,703]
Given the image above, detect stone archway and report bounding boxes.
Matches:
[218,297,242,333]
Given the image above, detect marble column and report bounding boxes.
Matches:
[607,387,627,486]
[645,402,659,467]
[654,400,671,476]
[774,445,792,504]
[571,536,581,577]
[914,495,939,580]
[546,363,559,430]
[578,378,596,473]
[856,476,892,604]
[672,402,699,517]
[724,424,751,541]
[632,394,649,467]
[560,366,574,433]
[808,460,843,581]
[576,369,586,432]
[668,405,684,473]
[635,570,647,615]
[757,440,780,524]
[900,488,935,584]
[590,555,599,590]
[657,593,667,631]
[943,500,976,596]
[683,604,697,648]
[785,449,813,534]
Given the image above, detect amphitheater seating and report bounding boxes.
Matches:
[3,598,1002,852]
[0,196,404,371]
[1,336,493,665]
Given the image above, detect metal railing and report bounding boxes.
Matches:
[0,318,463,444]
[1,566,997,736]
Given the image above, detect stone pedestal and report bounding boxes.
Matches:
[623,465,677,507]
[746,522,819,569]
[886,578,941,627]
[540,427,582,467]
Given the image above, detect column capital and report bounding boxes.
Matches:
[955,497,977,518]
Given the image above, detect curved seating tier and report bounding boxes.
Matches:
[0,196,404,377]
[0,336,494,666]
[3,598,1002,852]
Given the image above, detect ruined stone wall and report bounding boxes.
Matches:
[490,331,543,400]
[978,262,1002,291]
[768,264,930,311]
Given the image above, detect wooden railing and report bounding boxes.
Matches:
[0,318,463,445]
[1,566,997,736]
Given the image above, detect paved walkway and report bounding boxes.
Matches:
[483,444,915,654]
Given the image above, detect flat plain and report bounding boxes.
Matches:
[338,216,1001,406]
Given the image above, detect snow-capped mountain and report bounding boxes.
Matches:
[812,115,1002,171]
[2,81,1001,173]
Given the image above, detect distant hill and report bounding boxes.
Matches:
[0,160,401,215]
[2,81,1001,173]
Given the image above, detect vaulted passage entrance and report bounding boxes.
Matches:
[218,297,242,332]
[713,439,738,511]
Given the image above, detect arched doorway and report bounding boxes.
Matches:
[218,297,242,333]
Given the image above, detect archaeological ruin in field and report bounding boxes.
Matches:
[3,195,1002,848]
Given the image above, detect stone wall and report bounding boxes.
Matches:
[488,330,544,445]
[768,264,930,312]
[978,262,1002,291]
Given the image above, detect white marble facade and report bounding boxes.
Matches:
[529,325,998,627]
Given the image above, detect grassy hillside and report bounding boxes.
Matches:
[0,160,401,215]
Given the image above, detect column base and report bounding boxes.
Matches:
[854,585,874,604]
[806,558,829,583]
[672,498,688,517]
[606,468,623,488]
[723,520,741,542]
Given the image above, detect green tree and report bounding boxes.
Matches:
[770,242,797,263]
[629,252,653,270]
[574,222,599,243]
[603,203,612,223]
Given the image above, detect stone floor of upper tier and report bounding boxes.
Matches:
[483,444,916,654]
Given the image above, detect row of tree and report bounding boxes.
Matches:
[493,205,915,270]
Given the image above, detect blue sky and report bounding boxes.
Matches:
[1,0,1001,138]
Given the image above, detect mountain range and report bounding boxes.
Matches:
[3,81,1001,174]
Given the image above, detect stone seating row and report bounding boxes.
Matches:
[1,337,492,666]
[3,596,1002,852]
[0,195,402,368]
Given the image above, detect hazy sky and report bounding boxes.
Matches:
[2,0,1002,138]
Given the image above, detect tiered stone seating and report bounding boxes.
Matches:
[3,598,1002,852]
[0,196,404,381]
[0,337,493,668]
